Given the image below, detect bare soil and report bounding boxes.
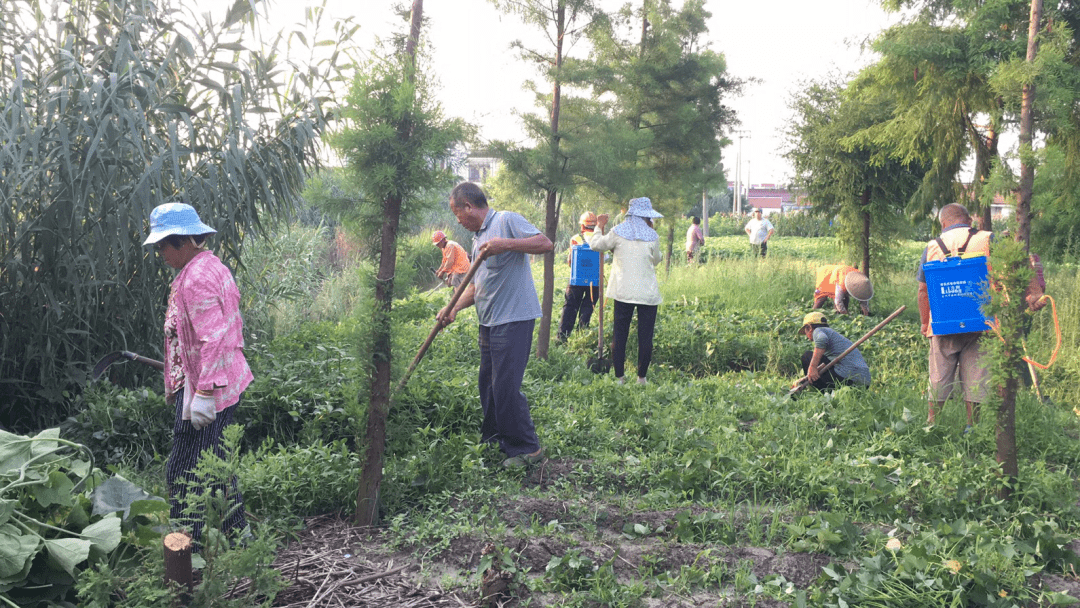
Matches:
[269,457,833,607]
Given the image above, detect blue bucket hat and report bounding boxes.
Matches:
[143,202,216,246]
[626,197,663,219]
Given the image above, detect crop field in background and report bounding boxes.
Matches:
[40,234,1080,606]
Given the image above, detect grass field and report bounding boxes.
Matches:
[64,235,1080,607]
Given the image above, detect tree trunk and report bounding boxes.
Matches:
[996,370,1019,500]
[993,0,1042,502]
[536,0,566,361]
[980,119,1000,231]
[537,188,558,360]
[1017,0,1041,251]
[355,0,422,527]
[860,186,871,278]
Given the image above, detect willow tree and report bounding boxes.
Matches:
[326,0,469,526]
[0,0,354,430]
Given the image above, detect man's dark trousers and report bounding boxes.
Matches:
[558,285,599,339]
[478,319,541,458]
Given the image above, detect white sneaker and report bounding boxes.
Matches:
[637,377,647,385]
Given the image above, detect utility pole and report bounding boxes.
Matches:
[733,130,750,214]
[701,178,709,237]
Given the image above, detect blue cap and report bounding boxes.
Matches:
[143,202,216,246]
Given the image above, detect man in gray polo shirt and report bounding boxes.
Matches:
[436,182,553,468]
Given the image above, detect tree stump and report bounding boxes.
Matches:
[164,532,194,596]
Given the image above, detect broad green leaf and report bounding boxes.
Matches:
[44,538,91,576]
[0,430,33,472]
[33,470,76,508]
[128,499,170,518]
[91,476,153,518]
[30,428,61,458]
[0,524,41,581]
[82,517,121,553]
[134,523,165,546]
[0,500,14,525]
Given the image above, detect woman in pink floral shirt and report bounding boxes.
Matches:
[144,202,251,547]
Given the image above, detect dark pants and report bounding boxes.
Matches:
[752,242,768,258]
[479,320,541,458]
[612,300,658,379]
[166,389,247,546]
[558,285,600,339]
[800,351,856,391]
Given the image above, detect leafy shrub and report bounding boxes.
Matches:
[651,302,780,376]
[813,516,1080,608]
[61,384,171,470]
[239,439,360,520]
[239,223,338,340]
[786,512,862,556]
[1,429,169,605]
[239,320,365,450]
[397,231,451,294]
[76,427,285,608]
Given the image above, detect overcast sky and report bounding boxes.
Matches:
[245,0,902,186]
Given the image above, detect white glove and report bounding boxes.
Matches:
[190,394,217,430]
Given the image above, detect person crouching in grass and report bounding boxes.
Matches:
[795,312,871,393]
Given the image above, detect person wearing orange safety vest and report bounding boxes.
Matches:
[433,230,471,287]
[558,212,601,341]
[813,265,872,316]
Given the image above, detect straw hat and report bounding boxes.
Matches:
[844,271,874,301]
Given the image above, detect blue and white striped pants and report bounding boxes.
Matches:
[166,389,248,545]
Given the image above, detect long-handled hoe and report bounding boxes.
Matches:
[396,252,488,394]
[92,350,165,380]
[587,254,612,374]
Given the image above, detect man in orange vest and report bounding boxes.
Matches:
[812,265,872,316]
[433,230,471,287]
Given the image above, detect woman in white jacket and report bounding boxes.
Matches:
[588,197,663,385]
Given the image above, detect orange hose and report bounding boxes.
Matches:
[986,295,1060,370]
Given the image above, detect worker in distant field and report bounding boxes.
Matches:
[744,208,774,258]
[432,230,471,287]
[685,216,705,263]
[794,311,871,393]
[813,265,872,316]
[558,212,601,341]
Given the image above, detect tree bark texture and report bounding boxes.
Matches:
[536,0,566,361]
[163,532,193,596]
[996,372,1019,501]
[1017,0,1042,251]
[356,191,402,527]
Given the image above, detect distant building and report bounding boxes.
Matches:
[730,183,808,215]
[463,151,500,184]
